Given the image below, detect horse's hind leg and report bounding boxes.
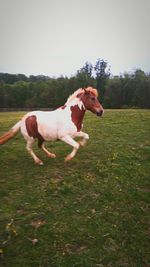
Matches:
[41,143,56,158]
[26,138,43,165]
[38,139,56,158]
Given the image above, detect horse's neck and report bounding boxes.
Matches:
[68,99,86,131]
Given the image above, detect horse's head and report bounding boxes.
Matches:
[80,87,104,116]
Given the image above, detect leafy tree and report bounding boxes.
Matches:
[0,73,28,84]
[94,59,111,102]
[104,77,122,108]
[132,70,149,108]
[76,62,95,88]
[0,64,150,110]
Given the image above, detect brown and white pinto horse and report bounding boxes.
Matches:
[0,87,104,164]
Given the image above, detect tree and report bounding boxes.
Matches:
[104,77,122,108]
[132,70,149,108]
[76,62,95,88]
[94,59,111,102]
[0,66,150,110]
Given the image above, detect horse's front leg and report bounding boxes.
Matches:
[60,135,80,162]
[76,131,89,147]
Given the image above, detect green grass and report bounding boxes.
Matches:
[0,110,150,267]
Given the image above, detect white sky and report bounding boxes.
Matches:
[0,0,150,77]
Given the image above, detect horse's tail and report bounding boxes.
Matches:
[0,120,21,145]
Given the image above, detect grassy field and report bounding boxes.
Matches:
[0,110,150,267]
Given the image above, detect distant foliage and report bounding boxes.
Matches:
[104,70,150,108]
[0,61,150,109]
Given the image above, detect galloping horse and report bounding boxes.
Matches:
[0,87,104,164]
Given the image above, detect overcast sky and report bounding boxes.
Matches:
[0,0,150,77]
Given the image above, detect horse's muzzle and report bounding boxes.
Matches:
[96,110,103,117]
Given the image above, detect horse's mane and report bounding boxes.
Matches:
[66,87,98,104]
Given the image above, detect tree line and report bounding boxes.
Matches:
[0,59,150,109]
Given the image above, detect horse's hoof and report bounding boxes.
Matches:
[65,155,73,162]
[48,153,56,158]
[35,159,44,165]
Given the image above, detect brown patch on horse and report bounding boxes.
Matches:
[71,105,85,132]
[25,115,44,147]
